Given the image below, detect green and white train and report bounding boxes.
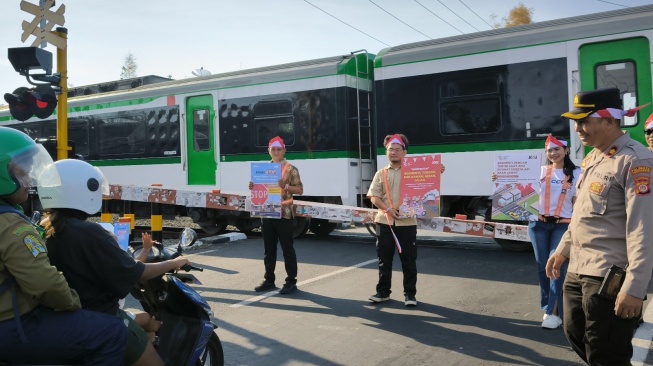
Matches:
[2,5,653,239]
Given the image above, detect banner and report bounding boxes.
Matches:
[491,153,541,221]
[247,163,282,218]
[399,154,441,218]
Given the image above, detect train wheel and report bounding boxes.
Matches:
[292,217,309,239]
[235,219,257,236]
[494,238,532,252]
[199,219,227,235]
[308,219,337,236]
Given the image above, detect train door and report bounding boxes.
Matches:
[185,95,217,185]
[578,37,653,146]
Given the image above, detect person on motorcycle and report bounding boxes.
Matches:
[37,158,191,366]
[0,127,128,365]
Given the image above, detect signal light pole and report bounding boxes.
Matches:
[55,27,68,161]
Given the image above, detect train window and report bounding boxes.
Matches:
[99,117,146,156]
[253,100,295,147]
[595,62,638,126]
[67,119,90,157]
[192,109,211,151]
[440,77,498,97]
[440,99,501,135]
[439,73,502,135]
[255,117,295,147]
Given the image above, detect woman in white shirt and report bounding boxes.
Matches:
[531,135,580,329]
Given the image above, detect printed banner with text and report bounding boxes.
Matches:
[247,163,282,218]
[491,152,541,221]
[399,154,441,219]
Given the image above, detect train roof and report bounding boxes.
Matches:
[63,52,372,104]
[374,4,653,68]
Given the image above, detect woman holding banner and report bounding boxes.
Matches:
[492,135,579,328]
[529,135,580,329]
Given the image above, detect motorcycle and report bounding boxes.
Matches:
[128,228,225,366]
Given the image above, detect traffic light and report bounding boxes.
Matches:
[4,47,60,121]
[4,86,57,121]
[4,87,32,121]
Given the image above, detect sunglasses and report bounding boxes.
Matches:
[646,129,653,136]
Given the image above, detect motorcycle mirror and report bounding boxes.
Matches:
[179,228,198,248]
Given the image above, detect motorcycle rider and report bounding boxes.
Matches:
[0,127,128,365]
[37,159,191,366]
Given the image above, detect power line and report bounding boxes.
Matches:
[595,0,629,7]
[303,0,390,47]
[436,0,480,31]
[368,0,433,40]
[458,0,493,29]
[414,0,464,34]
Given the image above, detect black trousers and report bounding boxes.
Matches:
[375,223,417,296]
[563,272,639,366]
[261,218,297,285]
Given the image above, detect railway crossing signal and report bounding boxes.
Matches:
[20,0,66,49]
[4,86,58,121]
[6,1,68,159]
[4,47,60,121]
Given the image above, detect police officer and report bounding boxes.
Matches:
[546,88,653,365]
[0,127,127,365]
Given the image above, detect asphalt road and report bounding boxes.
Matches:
[125,228,653,366]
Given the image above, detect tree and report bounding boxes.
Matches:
[120,53,138,79]
[491,3,533,28]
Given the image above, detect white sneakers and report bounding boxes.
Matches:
[541,314,563,329]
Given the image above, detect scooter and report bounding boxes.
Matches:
[128,228,225,366]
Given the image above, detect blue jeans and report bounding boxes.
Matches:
[528,220,569,316]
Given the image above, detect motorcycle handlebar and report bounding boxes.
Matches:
[181,264,204,272]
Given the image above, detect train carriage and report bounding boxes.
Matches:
[373,5,653,224]
[0,52,375,236]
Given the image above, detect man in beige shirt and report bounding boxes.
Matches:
[367,134,445,307]
[546,88,653,365]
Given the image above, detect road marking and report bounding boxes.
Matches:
[229,258,378,308]
[632,300,653,365]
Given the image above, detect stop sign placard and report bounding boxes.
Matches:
[250,184,269,205]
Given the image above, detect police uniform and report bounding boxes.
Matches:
[556,134,653,364]
[367,165,418,298]
[0,201,127,365]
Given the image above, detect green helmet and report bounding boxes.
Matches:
[0,127,59,197]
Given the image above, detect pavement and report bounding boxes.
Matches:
[200,223,653,365]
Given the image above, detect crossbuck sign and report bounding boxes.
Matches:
[20,0,66,49]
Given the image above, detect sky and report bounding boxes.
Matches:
[1,0,653,94]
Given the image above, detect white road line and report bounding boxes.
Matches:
[229,258,378,308]
[632,300,653,365]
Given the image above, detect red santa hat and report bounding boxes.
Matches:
[385,134,405,148]
[268,136,285,149]
[545,135,567,150]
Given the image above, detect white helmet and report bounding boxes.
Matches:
[37,159,109,215]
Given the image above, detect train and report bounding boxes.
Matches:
[2,5,653,246]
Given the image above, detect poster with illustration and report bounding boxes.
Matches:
[398,154,441,218]
[247,163,282,218]
[491,152,541,221]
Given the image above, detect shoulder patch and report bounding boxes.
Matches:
[635,176,651,196]
[13,225,36,236]
[23,234,47,257]
[630,166,652,176]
